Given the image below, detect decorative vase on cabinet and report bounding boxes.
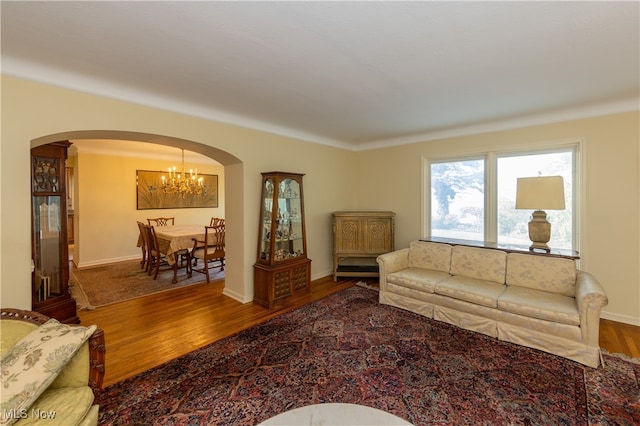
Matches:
[254,172,311,309]
[31,141,79,324]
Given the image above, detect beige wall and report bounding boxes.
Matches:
[1,76,355,308]
[2,75,638,325]
[353,112,640,325]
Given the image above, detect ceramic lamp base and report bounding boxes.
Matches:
[528,210,551,252]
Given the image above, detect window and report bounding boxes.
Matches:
[427,145,577,250]
[497,151,573,249]
[430,159,485,241]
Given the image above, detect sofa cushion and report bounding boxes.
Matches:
[506,253,576,296]
[49,343,90,389]
[1,320,91,390]
[498,286,579,326]
[14,386,95,426]
[435,276,506,308]
[387,267,449,293]
[408,241,452,272]
[450,246,507,284]
[0,319,96,426]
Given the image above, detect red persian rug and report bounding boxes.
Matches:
[96,286,640,425]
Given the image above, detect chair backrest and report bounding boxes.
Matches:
[144,224,160,253]
[201,225,225,258]
[210,217,225,227]
[148,217,174,226]
[137,221,148,247]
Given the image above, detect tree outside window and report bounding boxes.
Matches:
[431,159,484,241]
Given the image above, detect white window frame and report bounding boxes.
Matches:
[423,139,583,252]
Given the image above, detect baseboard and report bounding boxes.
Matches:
[75,255,140,269]
[222,287,249,304]
[601,311,640,326]
[311,269,333,282]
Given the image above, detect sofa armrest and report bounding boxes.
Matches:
[575,271,608,346]
[377,248,409,292]
[87,328,106,392]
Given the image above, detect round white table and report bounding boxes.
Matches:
[258,403,413,425]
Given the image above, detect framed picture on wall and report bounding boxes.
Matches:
[136,170,219,209]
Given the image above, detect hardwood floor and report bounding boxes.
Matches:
[78,276,358,387]
[78,277,640,388]
[599,318,640,359]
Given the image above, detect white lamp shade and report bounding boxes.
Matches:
[515,176,565,210]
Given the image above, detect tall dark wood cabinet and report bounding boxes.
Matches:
[31,141,78,323]
[254,172,311,309]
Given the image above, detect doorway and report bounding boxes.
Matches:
[31,131,248,305]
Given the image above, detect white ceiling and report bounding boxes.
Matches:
[2,1,639,151]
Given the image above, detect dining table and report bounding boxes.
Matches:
[153,224,207,283]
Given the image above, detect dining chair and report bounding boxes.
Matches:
[145,224,186,279]
[136,221,149,271]
[144,224,164,278]
[190,225,225,283]
[209,217,225,227]
[147,217,175,226]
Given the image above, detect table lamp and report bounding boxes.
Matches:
[515,175,565,252]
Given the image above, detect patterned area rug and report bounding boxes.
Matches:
[96,286,640,425]
[70,259,223,308]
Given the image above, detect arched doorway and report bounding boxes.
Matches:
[31,130,248,303]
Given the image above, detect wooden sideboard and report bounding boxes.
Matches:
[332,211,395,281]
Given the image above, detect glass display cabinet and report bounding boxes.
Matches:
[254,172,311,309]
[31,141,78,323]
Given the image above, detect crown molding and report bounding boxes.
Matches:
[4,57,638,153]
[2,58,351,150]
[355,97,640,151]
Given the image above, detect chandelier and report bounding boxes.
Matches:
[161,149,205,197]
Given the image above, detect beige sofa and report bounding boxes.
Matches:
[0,309,105,426]
[377,241,608,367]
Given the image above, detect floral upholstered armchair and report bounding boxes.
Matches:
[0,309,105,426]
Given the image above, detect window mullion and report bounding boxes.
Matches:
[486,153,497,243]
